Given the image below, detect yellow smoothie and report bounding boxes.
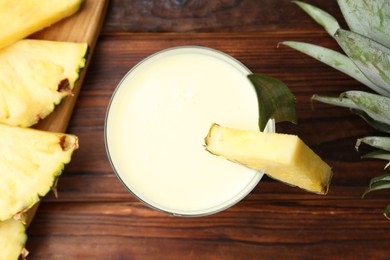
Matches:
[105,46,274,216]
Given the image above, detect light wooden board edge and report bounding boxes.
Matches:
[25,0,109,227]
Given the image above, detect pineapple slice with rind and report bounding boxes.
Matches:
[0,123,78,221]
[205,123,332,194]
[0,39,87,127]
[0,218,28,260]
[0,0,84,50]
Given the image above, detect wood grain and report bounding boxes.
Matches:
[27,200,390,259]
[25,0,108,226]
[103,0,346,33]
[25,0,390,259]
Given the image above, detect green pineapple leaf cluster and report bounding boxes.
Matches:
[281,0,390,218]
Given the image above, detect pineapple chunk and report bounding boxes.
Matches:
[0,218,28,260]
[0,0,83,50]
[0,39,87,127]
[0,123,78,221]
[205,123,332,194]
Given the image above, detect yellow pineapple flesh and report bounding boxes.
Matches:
[0,0,84,50]
[0,218,28,260]
[0,39,87,127]
[0,123,78,221]
[205,123,332,194]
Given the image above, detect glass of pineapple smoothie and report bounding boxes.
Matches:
[105,46,275,216]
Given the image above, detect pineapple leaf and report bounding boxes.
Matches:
[247,74,297,132]
[351,109,390,133]
[363,174,390,201]
[311,94,359,109]
[282,41,390,97]
[361,149,390,161]
[356,136,390,152]
[384,204,390,220]
[368,174,390,187]
[293,1,340,36]
[312,94,390,133]
[342,91,390,125]
[335,29,390,92]
[337,0,390,48]
[362,180,390,198]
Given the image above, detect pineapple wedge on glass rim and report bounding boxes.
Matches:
[0,123,78,221]
[0,39,87,127]
[205,123,333,194]
[0,0,84,50]
[0,218,28,260]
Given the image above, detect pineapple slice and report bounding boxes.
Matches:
[205,123,332,194]
[0,0,84,50]
[0,218,28,260]
[0,39,87,127]
[0,123,78,221]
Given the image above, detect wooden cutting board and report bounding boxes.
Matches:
[25,0,109,226]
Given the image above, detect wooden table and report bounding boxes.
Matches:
[27,0,390,259]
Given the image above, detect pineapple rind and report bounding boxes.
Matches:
[0,124,78,221]
[0,0,84,50]
[0,39,88,127]
[205,124,332,194]
[0,218,27,260]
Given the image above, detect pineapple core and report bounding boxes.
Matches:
[205,123,332,194]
